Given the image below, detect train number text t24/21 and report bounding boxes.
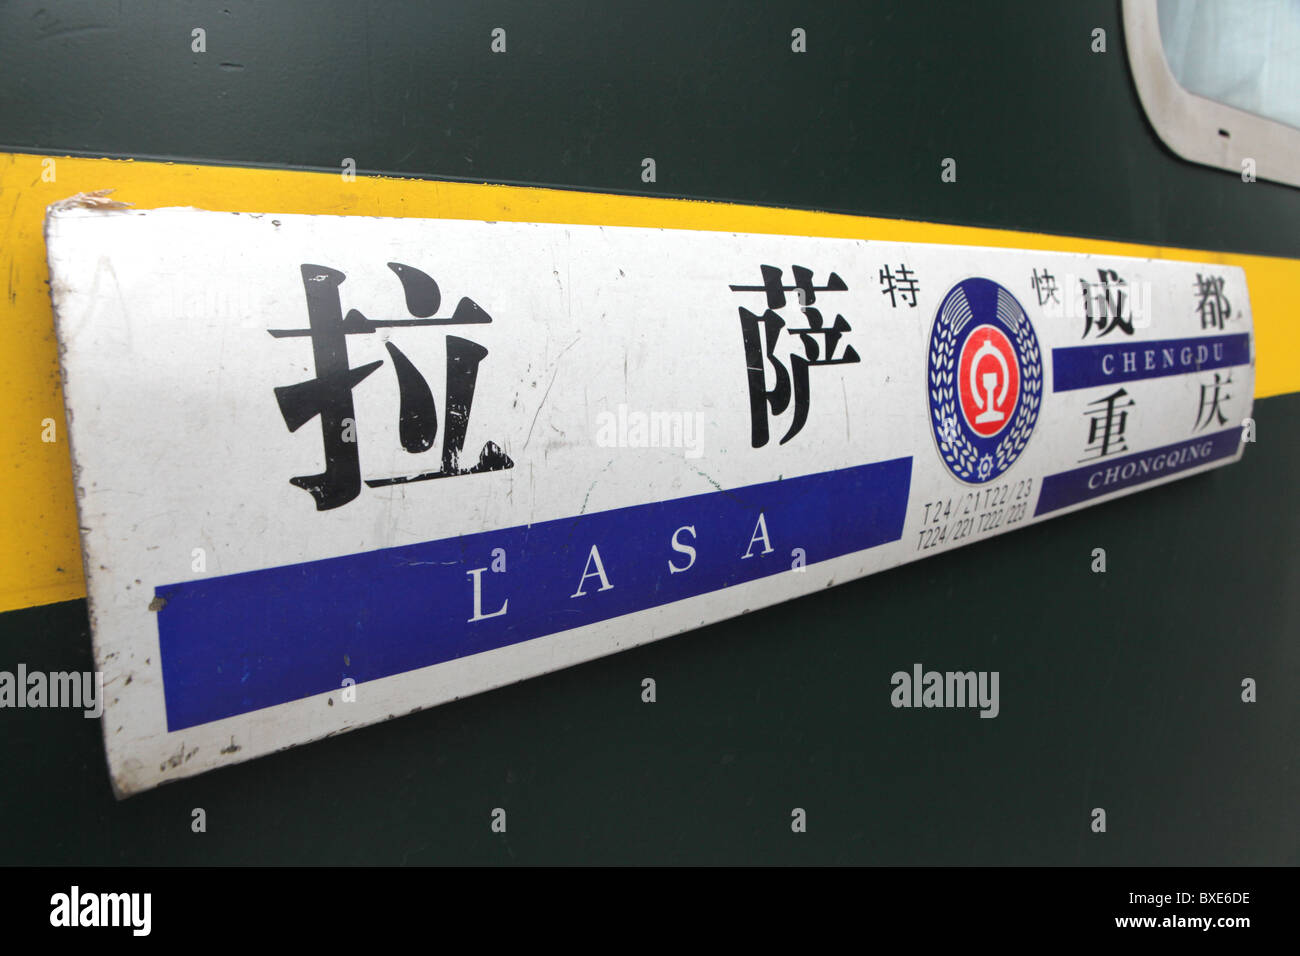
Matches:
[916,479,1035,551]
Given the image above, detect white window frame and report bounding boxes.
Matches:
[1123,0,1300,188]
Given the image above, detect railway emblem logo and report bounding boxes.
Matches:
[928,277,1042,483]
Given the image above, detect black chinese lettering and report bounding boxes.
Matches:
[1030,268,1059,307]
[269,262,511,510]
[1080,268,1134,339]
[1080,387,1135,461]
[1194,372,1232,431]
[731,264,859,447]
[879,263,920,309]
[1194,274,1231,330]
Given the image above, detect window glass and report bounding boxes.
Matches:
[1158,0,1300,130]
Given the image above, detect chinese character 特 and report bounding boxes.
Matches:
[1080,268,1134,339]
[1080,387,1135,461]
[879,263,920,309]
[1194,274,1231,330]
[269,262,513,511]
[730,264,860,447]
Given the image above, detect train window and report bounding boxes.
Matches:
[1123,0,1300,188]
[1160,0,1300,129]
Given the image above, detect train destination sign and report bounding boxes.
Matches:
[44,204,1255,795]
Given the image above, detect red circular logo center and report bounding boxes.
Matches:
[957,324,1019,438]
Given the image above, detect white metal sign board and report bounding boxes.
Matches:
[44,205,1254,795]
